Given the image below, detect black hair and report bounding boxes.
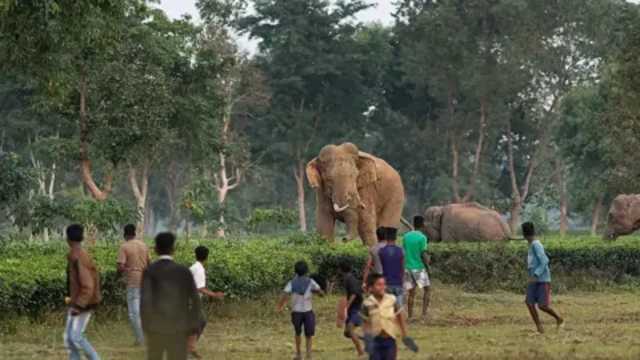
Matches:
[522,222,535,237]
[155,232,176,255]
[66,224,84,242]
[376,227,387,241]
[195,246,209,262]
[124,224,136,239]
[413,215,425,229]
[366,273,385,288]
[339,260,352,274]
[294,260,309,276]
[386,227,398,241]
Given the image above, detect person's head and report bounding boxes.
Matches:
[195,246,209,263]
[413,215,425,232]
[66,224,84,246]
[376,227,387,242]
[522,222,535,241]
[154,232,176,256]
[366,273,386,297]
[339,260,352,274]
[294,260,309,277]
[123,224,136,240]
[386,227,398,243]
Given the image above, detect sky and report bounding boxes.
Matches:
[158,0,395,53]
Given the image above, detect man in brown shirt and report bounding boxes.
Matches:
[117,224,150,346]
[64,224,101,360]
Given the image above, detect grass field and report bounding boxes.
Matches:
[3,282,640,360]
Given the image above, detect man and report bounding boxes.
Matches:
[402,216,431,322]
[64,224,102,360]
[141,233,201,360]
[340,261,364,357]
[117,224,150,346]
[362,227,388,289]
[523,222,564,333]
[188,246,224,359]
[378,227,405,307]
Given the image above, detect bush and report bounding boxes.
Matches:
[2,235,640,319]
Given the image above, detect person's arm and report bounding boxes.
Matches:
[311,280,325,297]
[362,250,374,288]
[117,246,127,273]
[420,236,431,268]
[344,294,356,317]
[72,258,94,314]
[533,243,549,278]
[276,293,289,312]
[199,287,224,299]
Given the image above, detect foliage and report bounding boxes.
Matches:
[246,207,297,233]
[0,152,33,208]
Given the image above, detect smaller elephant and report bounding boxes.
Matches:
[604,194,640,240]
[424,202,511,242]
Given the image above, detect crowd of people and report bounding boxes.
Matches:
[61,216,562,360]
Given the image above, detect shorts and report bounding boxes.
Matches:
[369,336,397,360]
[526,282,551,306]
[291,311,316,337]
[404,269,431,290]
[346,304,363,327]
[386,286,404,308]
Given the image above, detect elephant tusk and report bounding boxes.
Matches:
[333,203,349,213]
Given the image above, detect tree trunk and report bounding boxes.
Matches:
[294,160,308,232]
[462,98,488,202]
[557,161,569,236]
[165,159,179,233]
[450,134,462,203]
[591,194,605,236]
[506,119,535,233]
[128,161,149,238]
[509,199,522,235]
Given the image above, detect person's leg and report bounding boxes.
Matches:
[407,288,416,320]
[422,286,431,320]
[526,283,544,333]
[537,283,564,327]
[346,322,364,355]
[146,333,164,360]
[291,312,303,359]
[304,311,316,359]
[526,303,544,333]
[67,311,101,360]
[305,337,313,359]
[166,333,188,360]
[127,287,145,345]
[64,310,81,360]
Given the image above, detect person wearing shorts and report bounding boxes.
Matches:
[402,216,431,322]
[340,261,364,357]
[278,261,324,360]
[523,222,564,333]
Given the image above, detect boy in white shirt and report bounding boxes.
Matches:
[188,246,224,359]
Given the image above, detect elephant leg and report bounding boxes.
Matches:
[343,211,360,241]
[316,205,336,242]
[358,217,377,247]
[378,196,405,229]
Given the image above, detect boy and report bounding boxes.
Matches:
[361,273,409,360]
[378,228,405,306]
[362,227,388,289]
[523,222,564,333]
[340,261,365,357]
[277,261,325,360]
[188,246,225,359]
[402,216,431,322]
[117,224,150,346]
[64,224,102,360]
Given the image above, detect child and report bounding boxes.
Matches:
[523,222,564,333]
[188,246,225,359]
[278,261,325,360]
[361,273,409,360]
[340,261,365,357]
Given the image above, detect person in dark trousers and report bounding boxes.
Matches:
[378,228,405,307]
[523,222,564,333]
[141,233,201,360]
[402,216,431,322]
[277,261,325,360]
[64,224,102,360]
[340,261,365,357]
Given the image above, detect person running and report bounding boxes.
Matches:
[64,224,102,360]
[117,224,150,346]
[362,227,388,290]
[340,261,365,358]
[141,233,202,360]
[523,222,564,333]
[188,246,225,359]
[402,216,431,322]
[378,228,405,307]
[277,261,325,360]
[361,273,409,360]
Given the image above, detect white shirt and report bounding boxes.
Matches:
[190,261,206,290]
[284,278,321,313]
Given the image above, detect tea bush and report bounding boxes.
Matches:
[2,234,640,318]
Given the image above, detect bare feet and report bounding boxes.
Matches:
[557,318,565,330]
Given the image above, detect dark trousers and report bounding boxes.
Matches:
[369,336,397,360]
[146,332,188,360]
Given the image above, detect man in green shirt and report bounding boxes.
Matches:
[402,216,431,322]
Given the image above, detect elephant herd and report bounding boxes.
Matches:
[306,142,639,245]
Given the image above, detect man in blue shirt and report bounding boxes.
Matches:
[379,227,405,307]
[523,222,564,333]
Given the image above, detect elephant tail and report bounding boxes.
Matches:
[400,217,414,231]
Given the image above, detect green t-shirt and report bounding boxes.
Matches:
[402,230,428,271]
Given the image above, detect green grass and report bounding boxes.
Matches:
[3,282,640,359]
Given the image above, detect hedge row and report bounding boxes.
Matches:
[2,235,640,318]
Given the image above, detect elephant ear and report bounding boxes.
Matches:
[306,158,322,189]
[356,152,377,189]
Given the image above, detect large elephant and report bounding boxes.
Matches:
[306,143,405,246]
[604,194,640,240]
[424,202,511,242]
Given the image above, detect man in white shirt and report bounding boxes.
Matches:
[188,246,224,359]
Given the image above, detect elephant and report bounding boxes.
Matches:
[604,194,640,240]
[424,202,512,242]
[306,143,405,247]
